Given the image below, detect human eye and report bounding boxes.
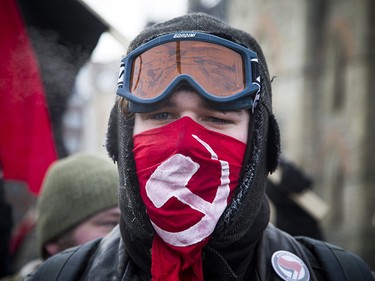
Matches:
[91,220,118,233]
[147,112,172,120]
[100,220,118,228]
[204,115,234,125]
[203,108,240,124]
[140,111,172,121]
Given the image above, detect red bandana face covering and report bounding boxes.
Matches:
[133,117,247,281]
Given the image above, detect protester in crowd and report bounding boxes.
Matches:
[267,158,326,240]
[1,152,120,281]
[0,173,13,278]
[37,152,120,259]
[27,13,375,281]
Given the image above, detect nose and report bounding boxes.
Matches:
[179,112,197,120]
[169,89,204,122]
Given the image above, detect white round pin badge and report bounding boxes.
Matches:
[271,250,310,281]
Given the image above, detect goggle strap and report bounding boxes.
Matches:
[252,88,260,114]
[251,58,261,114]
[251,58,260,85]
[117,62,125,89]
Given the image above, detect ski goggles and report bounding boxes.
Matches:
[116,32,261,112]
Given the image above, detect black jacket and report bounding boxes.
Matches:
[24,225,328,281]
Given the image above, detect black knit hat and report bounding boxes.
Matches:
[106,12,280,278]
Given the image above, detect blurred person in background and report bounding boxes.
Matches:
[267,158,326,240]
[0,173,13,278]
[0,152,120,281]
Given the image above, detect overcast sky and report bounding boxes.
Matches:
[81,0,188,62]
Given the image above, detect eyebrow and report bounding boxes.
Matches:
[156,99,246,119]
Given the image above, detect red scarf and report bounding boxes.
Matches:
[133,117,246,281]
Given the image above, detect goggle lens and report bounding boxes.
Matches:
[130,41,245,99]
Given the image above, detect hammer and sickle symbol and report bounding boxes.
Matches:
[145,134,230,247]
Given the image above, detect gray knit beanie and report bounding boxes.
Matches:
[36,152,119,256]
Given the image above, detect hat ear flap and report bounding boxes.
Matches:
[106,102,119,162]
[267,114,281,173]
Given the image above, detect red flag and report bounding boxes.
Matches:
[0,0,57,195]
